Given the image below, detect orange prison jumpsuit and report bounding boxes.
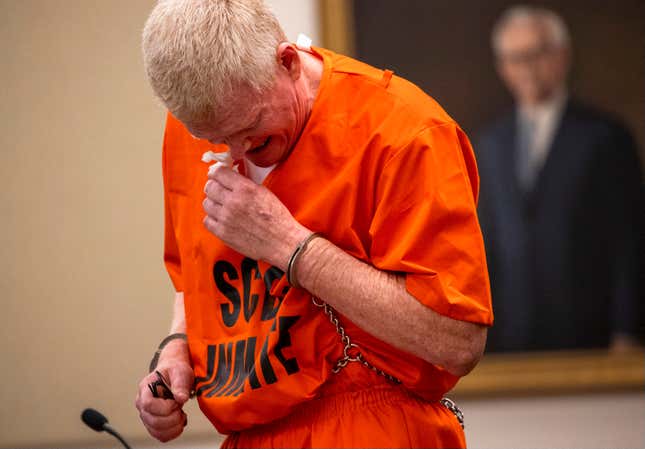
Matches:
[161,47,493,448]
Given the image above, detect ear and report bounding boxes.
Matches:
[276,42,301,81]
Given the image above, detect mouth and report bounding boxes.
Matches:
[247,137,271,156]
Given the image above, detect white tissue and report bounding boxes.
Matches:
[201,150,232,165]
[201,150,237,175]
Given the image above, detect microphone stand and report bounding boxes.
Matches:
[103,423,132,449]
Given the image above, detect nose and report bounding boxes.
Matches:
[225,137,252,160]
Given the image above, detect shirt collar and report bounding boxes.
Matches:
[519,88,568,123]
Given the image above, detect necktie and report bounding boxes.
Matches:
[517,117,537,192]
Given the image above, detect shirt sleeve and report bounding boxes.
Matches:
[162,114,184,292]
[369,123,493,325]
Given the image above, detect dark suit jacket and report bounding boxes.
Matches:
[476,99,644,352]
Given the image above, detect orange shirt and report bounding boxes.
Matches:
[162,47,493,434]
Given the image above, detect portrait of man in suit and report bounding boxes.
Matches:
[476,5,643,353]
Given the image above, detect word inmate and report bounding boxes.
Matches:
[194,258,301,398]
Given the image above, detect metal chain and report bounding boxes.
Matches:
[311,296,465,429]
[440,397,465,429]
[311,296,401,384]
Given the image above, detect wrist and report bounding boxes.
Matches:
[275,224,311,271]
[149,333,189,372]
[291,235,330,292]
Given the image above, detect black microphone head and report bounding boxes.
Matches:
[81,408,108,432]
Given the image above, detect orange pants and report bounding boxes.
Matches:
[221,363,466,448]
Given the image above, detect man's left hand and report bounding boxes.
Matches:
[202,166,310,270]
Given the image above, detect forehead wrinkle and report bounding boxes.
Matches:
[217,99,263,133]
[190,86,267,141]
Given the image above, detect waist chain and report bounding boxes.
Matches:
[311,296,465,429]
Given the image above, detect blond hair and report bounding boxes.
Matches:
[491,5,570,56]
[142,0,286,126]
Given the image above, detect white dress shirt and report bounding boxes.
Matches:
[517,89,568,190]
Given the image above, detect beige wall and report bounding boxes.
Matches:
[0,1,320,448]
[1,0,170,447]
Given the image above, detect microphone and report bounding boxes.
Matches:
[81,408,132,449]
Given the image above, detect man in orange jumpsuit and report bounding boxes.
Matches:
[135,1,493,447]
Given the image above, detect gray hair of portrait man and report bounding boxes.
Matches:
[142,0,286,127]
[491,5,571,56]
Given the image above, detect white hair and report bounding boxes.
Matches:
[142,0,286,126]
[491,5,571,56]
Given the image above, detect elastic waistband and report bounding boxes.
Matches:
[252,383,436,435]
[307,383,426,421]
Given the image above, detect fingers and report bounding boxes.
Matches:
[166,364,194,406]
[202,179,226,224]
[136,391,179,416]
[139,407,185,427]
[203,170,258,219]
[207,163,255,190]
[203,175,231,214]
[202,181,244,225]
[204,177,227,199]
[204,163,261,214]
[202,197,221,220]
[135,371,188,443]
[135,376,180,416]
[203,215,219,236]
[139,409,187,442]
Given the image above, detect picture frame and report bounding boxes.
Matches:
[318,0,644,398]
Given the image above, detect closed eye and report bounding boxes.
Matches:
[239,110,263,135]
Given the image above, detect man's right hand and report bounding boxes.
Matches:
[135,339,194,442]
